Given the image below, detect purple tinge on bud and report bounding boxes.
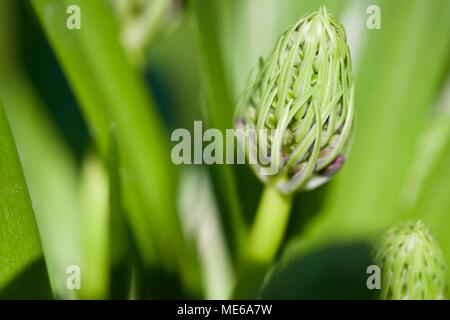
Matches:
[321,154,345,176]
[235,118,245,130]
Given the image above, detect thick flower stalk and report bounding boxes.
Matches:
[236,6,354,194]
[235,7,354,267]
[374,221,448,300]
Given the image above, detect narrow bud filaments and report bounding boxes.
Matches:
[374,221,448,300]
[235,6,354,194]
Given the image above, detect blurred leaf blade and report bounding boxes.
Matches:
[0,103,48,292]
[2,72,81,299]
[178,168,235,299]
[191,0,235,130]
[30,0,192,280]
[78,153,109,299]
[108,126,133,299]
[406,79,450,295]
[192,0,247,256]
[412,136,450,296]
[0,0,84,299]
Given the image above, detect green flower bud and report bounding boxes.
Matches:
[235,6,354,194]
[374,221,448,300]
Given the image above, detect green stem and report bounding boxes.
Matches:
[233,184,293,298]
[246,185,293,264]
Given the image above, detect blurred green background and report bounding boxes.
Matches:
[0,0,449,299]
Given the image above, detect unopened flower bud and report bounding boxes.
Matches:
[374,221,448,300]
[235,6,354,194]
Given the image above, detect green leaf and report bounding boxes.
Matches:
[108,126,133,299]
[1,72,81,299]
[0,103,49,294]
[0,0,81,299]
[192,0,247,256]
[260,242,376,299]
[405,80,450,295]
[177,168,235,299]
[78,152,109,299]
[413,145,450,296]
[0,0,52,299]
[30,0,189,278]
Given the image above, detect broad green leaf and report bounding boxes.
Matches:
[0,103,48,294]
[412,146,450,296]
[0,0,51,299]
[400,80,450,215]
[30,0,192,282]
[1,72,81,299]
[405,80,450,295]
